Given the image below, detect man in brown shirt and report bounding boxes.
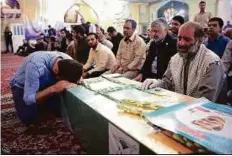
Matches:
[110,19,146,79]
[193,1,212,28]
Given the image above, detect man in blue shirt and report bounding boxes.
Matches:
[205,17,230,58]
[223,21,232,32]
[10,51,83,125]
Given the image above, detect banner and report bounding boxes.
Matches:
[108,123,139,154]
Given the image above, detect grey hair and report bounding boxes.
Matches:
[151,18,169,30]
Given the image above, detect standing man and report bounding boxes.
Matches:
[142,22,225,103]
[194,1,212,28]
[10,51,83,125]
[110,19,146,79]
[134,19,177,82]
[107,26,124,55]
[83,33,116,78]
[205,17,230,58]
[4,26,14,53]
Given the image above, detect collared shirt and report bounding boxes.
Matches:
[84,43,116,74]
[205,34,230,58]
[101,39,113,50]
[10,51,72,105]
[115,33,146,71]
[194,12,212,28]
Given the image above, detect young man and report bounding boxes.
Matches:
[169,15,185,37]
[10,51,83,125]
[205,17,230,58]
[107,26,124,55]
[110,19,147,79]
[142,22,225,102]
[83,33,116,78]
[68,25,90,64]
[193,1,212,28]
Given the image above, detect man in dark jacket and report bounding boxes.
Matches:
[71,25,90,64]
[107,26,123,56]
[134,19,177,82]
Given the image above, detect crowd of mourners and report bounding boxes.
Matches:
[6,1,232,124]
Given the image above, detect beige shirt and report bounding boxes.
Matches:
[194,12,212,28]
[115,33,146,71]
[84,43,116,74]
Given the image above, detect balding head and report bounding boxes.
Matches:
[179,22,204,43]
[177,22,204,56]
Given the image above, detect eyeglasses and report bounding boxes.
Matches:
[208,23,218,27]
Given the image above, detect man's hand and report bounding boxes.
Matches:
[35,80,76,104]
[111,64,119,73]
[134,73,143,82]
[77,76,84,84]
[141,79,159,90]
[115,67,123,74]
[82,72,89,79]
[53,80,77,93]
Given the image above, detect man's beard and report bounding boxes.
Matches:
[177,42,201,59]
[90,43,97,49]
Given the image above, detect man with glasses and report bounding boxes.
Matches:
[193,1,212,28]
[141,22,225,103]
[205,17,230,58]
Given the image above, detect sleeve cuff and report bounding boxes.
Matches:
[24,93,36,106]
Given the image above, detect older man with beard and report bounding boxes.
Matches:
[141,22,225,102]
[134,18,177,82]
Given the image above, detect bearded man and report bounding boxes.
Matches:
[141,22,225,102]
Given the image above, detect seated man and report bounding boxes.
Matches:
[134,18,177,82]
[10,51,83,125]
[205,17,230,58]
[83,33,116,78]
[142,22,225,102]
[96,25,113,49]
[35,36,48,51]
[109,19,146,79]
[221,40,232,103]
[16,39,35,56]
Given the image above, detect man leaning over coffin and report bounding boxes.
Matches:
[141,21,226,103]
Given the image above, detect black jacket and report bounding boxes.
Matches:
[75,37,90,64]
[111,33,123,56]
[141,34,177,81]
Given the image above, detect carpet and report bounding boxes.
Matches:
[1,53,86,154]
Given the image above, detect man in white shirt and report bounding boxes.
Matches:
[83,33,116,78]
[193,1,212,28]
